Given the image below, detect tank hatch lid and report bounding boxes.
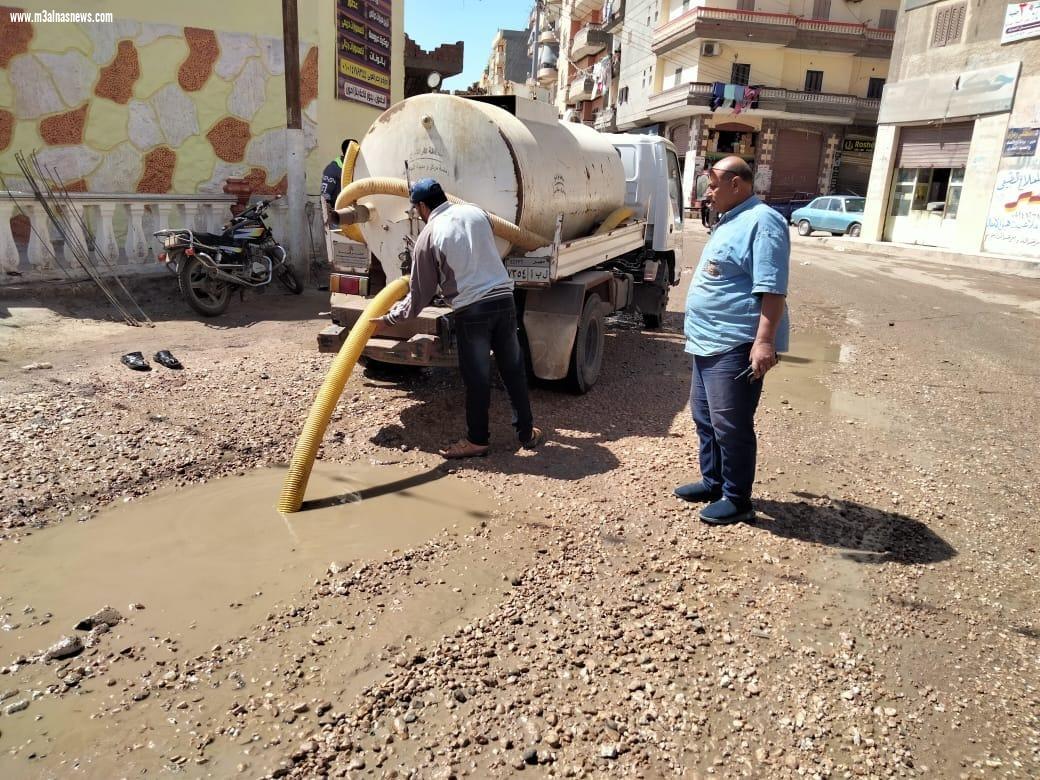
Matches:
[463,95,559,124]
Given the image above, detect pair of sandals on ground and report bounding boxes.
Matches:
[440,427,545,459]
[120,350,183,372]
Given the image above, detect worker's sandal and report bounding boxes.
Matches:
[520,427,545,450]
[440,439,490,459]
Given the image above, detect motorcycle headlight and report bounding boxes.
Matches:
[163,236,179,249]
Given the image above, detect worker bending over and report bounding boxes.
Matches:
[373,178,545,459]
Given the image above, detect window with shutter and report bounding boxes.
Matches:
[805,70,824,93]
[932,3,966,47]
[932,8,949,46]
[737,0,756,10]
[879,9,898,29]
[947,4,965,42]
[731,63,751,86]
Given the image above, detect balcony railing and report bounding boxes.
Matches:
[647,81,881,124]
[571,24,611,60]
[652,6,894,57]
[568,76,595,103]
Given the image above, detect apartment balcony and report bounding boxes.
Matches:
[568,75,595,103]
[538,28,558,45]
[603,0,625,35]
[571,24,611,59]
[537,65,559,84]
[594,106,617,132]
[572,0,601,16]
[652,6,894,59]
[647,81,881,125]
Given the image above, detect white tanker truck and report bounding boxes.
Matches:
[320,93,684,393]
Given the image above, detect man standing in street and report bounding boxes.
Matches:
[372,178,544,459]
[696,165,712,229]
[675,156,790,525]
[320,138,357,222]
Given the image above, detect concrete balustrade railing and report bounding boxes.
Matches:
[0,192,329,284]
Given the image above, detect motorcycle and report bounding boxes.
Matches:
[153,195,301,316]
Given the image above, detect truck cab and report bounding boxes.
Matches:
[611,134,685,259]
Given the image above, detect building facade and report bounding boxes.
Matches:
[861,0,1040,259]
[543,0,615,124]
[602,0,896,203]
[480,29,530,92]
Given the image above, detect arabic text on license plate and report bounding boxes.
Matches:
[508,266,549,282]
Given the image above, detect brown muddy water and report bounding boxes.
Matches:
[0,462,492,775]
[1,462,488,662]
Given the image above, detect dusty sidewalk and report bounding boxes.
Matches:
[0,237,1038,779]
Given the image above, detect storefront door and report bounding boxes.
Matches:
[883,123,972,247]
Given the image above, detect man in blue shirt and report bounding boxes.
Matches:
[676,156,790,525]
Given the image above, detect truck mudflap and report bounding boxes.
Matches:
[523,270,615,381]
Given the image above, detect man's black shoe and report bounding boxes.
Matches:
[673,481,722,503]
[699,498,755,526]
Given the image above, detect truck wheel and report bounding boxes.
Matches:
[567,294,605,394]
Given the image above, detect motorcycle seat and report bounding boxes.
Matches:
[192,232,233,245]
[192,233,245,253]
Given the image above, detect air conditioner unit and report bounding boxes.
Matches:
[701,41,721,57]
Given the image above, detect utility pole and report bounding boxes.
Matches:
[531,1,541,99]
[282,0,307,281]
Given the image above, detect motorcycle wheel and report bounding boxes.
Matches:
[178,255,232,316]
[274,260,303,294]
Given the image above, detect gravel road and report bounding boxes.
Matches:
[0,229,1037,779]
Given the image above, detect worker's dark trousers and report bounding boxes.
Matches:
[690,342,763,505]
[454,294,534,446]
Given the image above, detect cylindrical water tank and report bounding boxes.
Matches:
[353,94,625,280]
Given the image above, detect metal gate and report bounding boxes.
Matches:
[771,128,823,198]
[835,134,875,196]
[896,123,973,168]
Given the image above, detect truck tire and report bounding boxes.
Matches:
[567,293,605,394]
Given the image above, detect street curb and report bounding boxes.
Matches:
[816,236,1040,279]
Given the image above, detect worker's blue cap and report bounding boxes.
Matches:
[409,177,444,205]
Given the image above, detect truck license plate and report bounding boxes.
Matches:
[505,257,551,283]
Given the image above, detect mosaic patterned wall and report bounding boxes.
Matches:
[0,7,320,196]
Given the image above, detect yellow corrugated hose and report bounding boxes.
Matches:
[277,275,411,513]
[593,207,634,235]
[334,176,551,252]
[339,141,366,244]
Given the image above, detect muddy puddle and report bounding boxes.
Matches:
[765,331,900,433]
[0,462,489,663]
[0,462,516,776]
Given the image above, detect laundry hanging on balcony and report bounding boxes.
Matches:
[710,82,760,113]
[734,87,760,114]
[592,54,611,100]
